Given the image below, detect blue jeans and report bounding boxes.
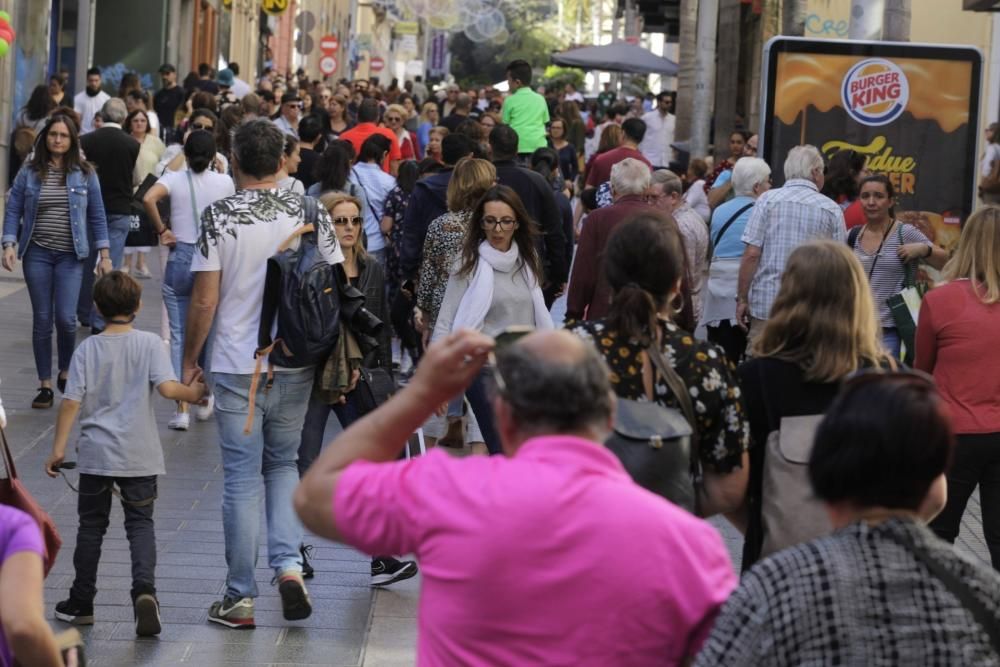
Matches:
[162,243,197,377]
[466,369,502,455]
[22,243,85,381]
[212,368,313,599]
[882,327,902,360]
[77,213,130,328]
[298,390,359,476]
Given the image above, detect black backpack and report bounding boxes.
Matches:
[256,195,341,368]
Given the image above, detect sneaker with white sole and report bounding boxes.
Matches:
[194,394,215,421]
[168,410,190,431]
[277,570,312,620]
[207,596,255,629]
[133,593,161,636]
[371,557,418,586]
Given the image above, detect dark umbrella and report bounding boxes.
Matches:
[551,41,679,76]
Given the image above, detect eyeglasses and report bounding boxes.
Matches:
[385,116,402,122]
[333,215,363,227]
[285,103,302,110]
[191,123,213,131]
[481,216,517,231]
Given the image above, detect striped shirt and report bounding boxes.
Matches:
[742,179,846,319]
[851,221,931,328]
[31,166,75,253]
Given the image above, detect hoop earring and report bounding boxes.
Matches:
[670,291,685,318]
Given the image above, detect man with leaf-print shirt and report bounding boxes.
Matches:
[182,119,344,630]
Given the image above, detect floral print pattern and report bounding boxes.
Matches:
[567,317,750,473]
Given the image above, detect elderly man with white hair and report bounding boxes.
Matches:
[566,158,655,321]
[702,157,772,363]
[736,145,846,345]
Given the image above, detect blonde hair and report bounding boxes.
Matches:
[944,205,1000,303]
[386,103,407,119]
[318,192,366,258]
[419,101,438,123]
[429,125,449,140]
[446,157,496,212]
[754,240,888,382]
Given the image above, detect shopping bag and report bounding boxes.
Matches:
[0,426,62,576]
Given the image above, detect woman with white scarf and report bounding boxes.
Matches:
[432,185,554,455]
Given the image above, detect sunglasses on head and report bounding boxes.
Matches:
[489,326,535,395]
[333,215,363,226]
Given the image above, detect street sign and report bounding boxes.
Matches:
[261,0,289,16]
[320,34,339,54]
[319,56,338,76]
[370,56,385,72]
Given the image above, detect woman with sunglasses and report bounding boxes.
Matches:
[568,213,749,517]
[696,372,1000,666]
[143,130,235,430]
[918,206,1000,570]
[297,193,415,585]
[155,109,229,175]
[2,115,111,409]
[416,102,440,158]
[432,186,553,455]
[737,240,895,568]
[383,103,418,162]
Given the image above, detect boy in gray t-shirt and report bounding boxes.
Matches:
[45,271,206,637]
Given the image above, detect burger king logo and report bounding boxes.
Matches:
[841,58,909,127]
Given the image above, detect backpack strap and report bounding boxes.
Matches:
[847,225,861,249]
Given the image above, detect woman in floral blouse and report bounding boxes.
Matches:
[567,211,750,518]
[416,157,497,335]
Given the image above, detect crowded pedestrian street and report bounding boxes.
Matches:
[7,0,1000,666]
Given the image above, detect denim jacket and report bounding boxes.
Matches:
[2,164,109,260]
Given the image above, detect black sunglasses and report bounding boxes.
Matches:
[191,122,213,131]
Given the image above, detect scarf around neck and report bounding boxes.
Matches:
[451,240,553,333]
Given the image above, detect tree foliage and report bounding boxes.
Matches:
[449,1,565,86]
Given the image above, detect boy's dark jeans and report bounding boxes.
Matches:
[70,474,157,603]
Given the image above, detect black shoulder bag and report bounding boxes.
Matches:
[604,341,705,514]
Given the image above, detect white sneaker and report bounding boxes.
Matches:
[194,394,214,421]
[168,411,190,431]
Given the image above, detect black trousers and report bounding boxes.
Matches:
[706,321,747,367]
[930,432,1000,570]
[70,474,158,603]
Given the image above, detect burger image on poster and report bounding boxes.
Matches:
[841,58,910,127]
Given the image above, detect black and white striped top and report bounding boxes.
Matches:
[851,221,931,328]
[31,166,75,254]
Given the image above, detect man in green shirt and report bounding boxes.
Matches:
[597,82,617,120]
[502,60,550,158]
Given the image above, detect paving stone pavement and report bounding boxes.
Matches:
[0,260,993,665]
[0,260,416,666]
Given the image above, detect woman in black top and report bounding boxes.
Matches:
[567,212,750,518]
[738,240,893,568]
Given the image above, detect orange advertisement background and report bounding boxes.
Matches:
[773,54,972,134]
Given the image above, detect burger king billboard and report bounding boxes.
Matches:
[761,38,983,252]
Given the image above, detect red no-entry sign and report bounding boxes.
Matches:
[319,55,338,75]
[370,56,385,72]
[320,34,339,54]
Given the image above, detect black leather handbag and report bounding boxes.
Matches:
[604,344,703,513]
[354,366,396,416]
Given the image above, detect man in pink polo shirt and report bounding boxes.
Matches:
[295,329,736,666]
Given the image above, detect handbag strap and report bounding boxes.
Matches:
[0,426,18,480]
[897,222,917,290]
[712,203,754,249]
[885,526,1000,654]
[645,342,697,434]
